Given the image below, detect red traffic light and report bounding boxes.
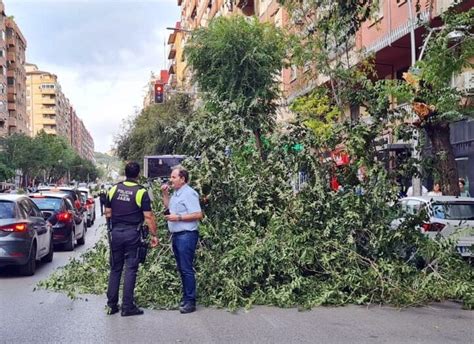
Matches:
[155,83,164,103]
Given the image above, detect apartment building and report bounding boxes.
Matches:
[79,119,94,161]
[0,3,7,136]
[6,16,27,135]
[168,1,256,90]
[25,63,63,136]
[26,63,95,161]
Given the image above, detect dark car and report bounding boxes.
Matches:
[30,192,86,251]
[0,194,54,275]
[37,186,84,211]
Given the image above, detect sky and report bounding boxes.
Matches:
[5,0,179,152]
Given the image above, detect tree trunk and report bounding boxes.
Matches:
[425,122,460,196]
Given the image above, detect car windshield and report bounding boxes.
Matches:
[432,202,474,220]
[31,198,62,211]
[0,201,15,219]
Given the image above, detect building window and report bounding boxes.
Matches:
[370,0,384,25]
[7,77,14,85]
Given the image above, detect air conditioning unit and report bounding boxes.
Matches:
[453,71,474,95]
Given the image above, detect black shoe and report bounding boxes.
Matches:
[179,303,196,314]
[179,300,185,307]
[121,307,144,317]
[107,305,120,315]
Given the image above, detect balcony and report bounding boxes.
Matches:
[8,115,16,128]
[7,85,16,94]
[41,87,55,95]
[168,61,176,75]
[168,44,176,59]
[7,51,15,63]
[6,37,15,47]
[8,101,16,111]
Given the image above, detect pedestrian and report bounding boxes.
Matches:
[99,185,107,216]
[406,184,428,196]
[105,161,159,316]
[459,178,471,197]
[161,166,203,314]
[428,182,443,196]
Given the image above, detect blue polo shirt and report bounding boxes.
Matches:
[168,184,201,233]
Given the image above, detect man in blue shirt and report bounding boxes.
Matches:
[161,166,203,314]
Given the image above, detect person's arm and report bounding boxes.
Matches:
[104,188,113,223]
[140,191,159,247]
[144,211,159,247]
[166,212,203,222]
[161,184,170,209]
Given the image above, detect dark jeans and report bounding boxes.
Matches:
[107,226,140,311]
[172,231,198,305]
[100,201,106,215]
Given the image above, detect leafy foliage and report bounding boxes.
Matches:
[0,131,99,185]
[115,94,193,162]
[185,16,287,159]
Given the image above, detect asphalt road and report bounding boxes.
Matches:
[0,204,473,344]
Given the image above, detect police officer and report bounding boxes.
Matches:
[105,161,159,316]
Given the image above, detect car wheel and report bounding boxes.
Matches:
[42,236,54,263]
[77,225,86,246]
[19,243,36,276]
[64,229,75,251]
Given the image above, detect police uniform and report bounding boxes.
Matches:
[105,180,151,313]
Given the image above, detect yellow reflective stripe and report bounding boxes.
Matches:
[124,181,138,187]
[108,185,118,201]
[136,189,146,208]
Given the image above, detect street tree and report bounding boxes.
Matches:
[185,16,287,160]
[115,94,193,162]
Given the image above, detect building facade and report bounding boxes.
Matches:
[26,63,62,136]
[0,3,8,136]
[6,16,27,135]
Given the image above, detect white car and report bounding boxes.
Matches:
[396,196,474,258]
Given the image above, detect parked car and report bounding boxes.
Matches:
[29,192,86,251]
[0,194,54,275]
[77,187,96,227]
[395,196,474,258]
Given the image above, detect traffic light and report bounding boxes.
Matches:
[155,83,164,103]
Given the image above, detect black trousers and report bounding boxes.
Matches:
[107,226,140,311]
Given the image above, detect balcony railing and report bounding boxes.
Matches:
[366,9,430,54]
